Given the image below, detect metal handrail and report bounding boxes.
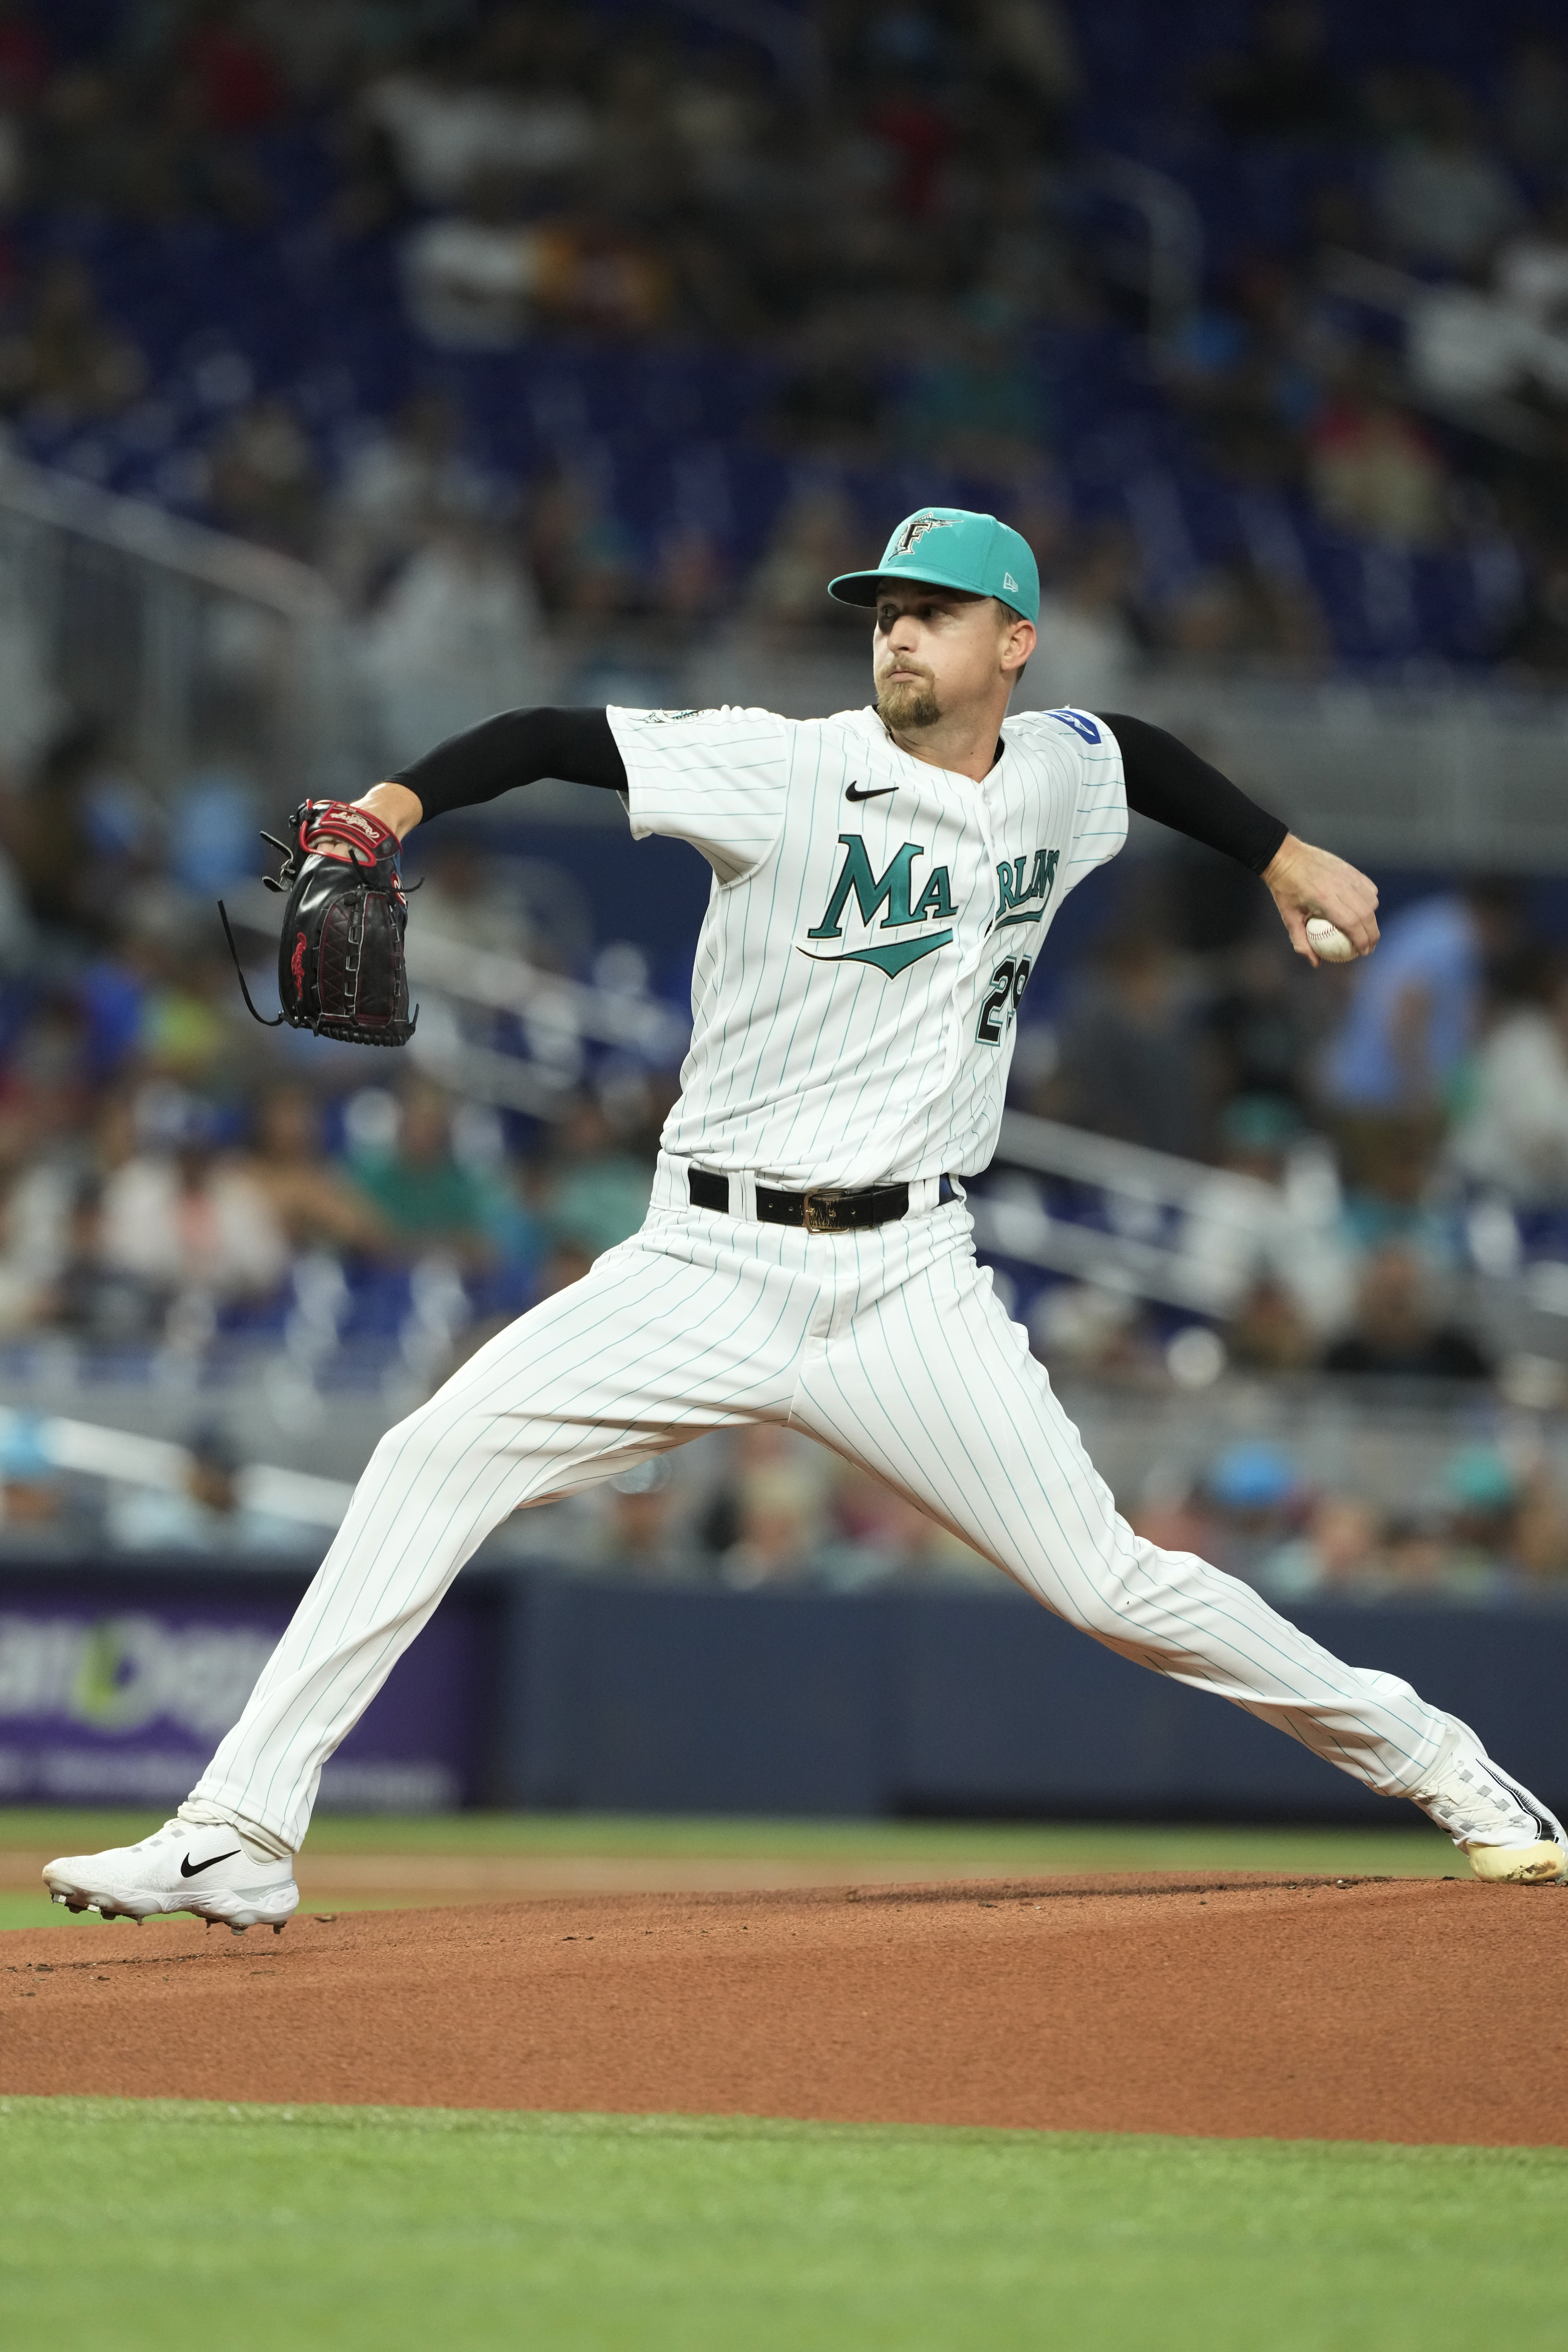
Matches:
[995,1109,1283,1229]
[0,449,335,616]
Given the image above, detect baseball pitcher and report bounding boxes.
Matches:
[46,507,1567,1928]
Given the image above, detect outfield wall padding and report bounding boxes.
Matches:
[496,1578,1568,1821]
[0,1562,1561,1818]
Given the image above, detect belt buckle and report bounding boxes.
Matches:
[801,1189,841,1234]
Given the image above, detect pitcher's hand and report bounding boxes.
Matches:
[1262,833,1379,966]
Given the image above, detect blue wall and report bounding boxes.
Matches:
[2,1562,1561,1821]
[498,1578,1568,1823]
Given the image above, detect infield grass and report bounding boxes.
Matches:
[0,1808,1463,1931]
[2,2097,1562,2352]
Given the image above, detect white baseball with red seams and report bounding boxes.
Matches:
[1305,916,1357,963]
[46,697,1563,1893]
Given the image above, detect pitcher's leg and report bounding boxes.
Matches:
[794,1248,1447,1798]
[192,1233,805,1849]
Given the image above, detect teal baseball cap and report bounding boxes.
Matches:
[828,506,1039,623]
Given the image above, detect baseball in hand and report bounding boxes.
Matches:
[1305,916,1357,964]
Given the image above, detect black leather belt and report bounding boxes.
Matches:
[689,1167,954,1233]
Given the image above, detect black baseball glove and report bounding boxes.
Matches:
[220,799,416,1047]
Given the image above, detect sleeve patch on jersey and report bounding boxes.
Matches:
[639,708,703,725]
[1045,708,1101,744]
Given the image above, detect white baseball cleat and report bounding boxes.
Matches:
[1413,1720,1568,1885]
[42,1818,299,1933]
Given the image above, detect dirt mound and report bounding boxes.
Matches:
[5,1871,1565,2144]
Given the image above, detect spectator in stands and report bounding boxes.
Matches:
[1495,191,1568,342]
[1257,1494,1383,1602]
[816,1460,991,1589]
[1201,1440,1303,1577]
[1052,930,1207,1159]
[1152,560,1326,672]
[1320,882,1516,1130]
[1017,531,1141,711]
[107,1424,309,1555]
[1498,539,1568,675]
[1438,1444,1527,1599]
[974,0,1080,121]
[100,1090,289,1308]
[325,390,493,609]
[1204,3,1348,144]
[1028,1280,1158,1382]
[361,45,596,209]
[344,1077,500,1268]
[359,516,552,767]
[1512,1460,1568,1588]
[34,1174,162,1343]
[1500,32,1568,175]
[537,1093,654,1262]
[0,1,49,111]
[204,396,322,559]
[588,1457,690,1581]
[893,299,1051,478]
[0,255,144,423]
[1205,931,1315,1121]
[1320,1244,1491,1383]
[1307,380,1449,547]
[1448,952,1568,1201]
[712,1424,826,1588]
[244,1086,389,1256]
[411,835,535,960]
[526,464,643,621]
[747,486,867,636]
[1224,1274,1319,1375]
[1374,83,1524,272]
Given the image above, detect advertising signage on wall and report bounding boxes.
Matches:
[0,1581,489,1810]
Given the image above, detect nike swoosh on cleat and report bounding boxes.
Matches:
[845,781,897,802]
[180,1849,241,1878]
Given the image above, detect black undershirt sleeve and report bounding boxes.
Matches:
[391,706,626,819]
[392,702,1288,878]
[1095,712,1288,877]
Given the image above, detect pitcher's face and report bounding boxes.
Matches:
[873,584,1034,732]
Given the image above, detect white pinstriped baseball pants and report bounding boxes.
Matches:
[193,1158,1449,1851]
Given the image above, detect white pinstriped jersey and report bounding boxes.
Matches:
[607,701,1127,1188]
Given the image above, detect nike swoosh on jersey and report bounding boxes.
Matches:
[845,781,897,802]
[798,929,953,978]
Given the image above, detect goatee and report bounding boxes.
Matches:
[877,676,941,730]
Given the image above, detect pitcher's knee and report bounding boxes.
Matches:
[366,1396,505,1490]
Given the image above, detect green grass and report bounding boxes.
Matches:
[0,2097,1561,2352]
[0,1808,1465,1932]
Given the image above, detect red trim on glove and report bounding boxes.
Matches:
[297,800,401,866]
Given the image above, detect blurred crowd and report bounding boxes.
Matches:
[0,3,1558,1596]
[0,5,1561,689]
[1133,1434,1568,1605]
[1018,864,1568,1394]
[0,719,678,1364]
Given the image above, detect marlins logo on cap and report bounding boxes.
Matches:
[892,513,954,555]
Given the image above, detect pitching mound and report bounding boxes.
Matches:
[5,1871,1565,2144]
